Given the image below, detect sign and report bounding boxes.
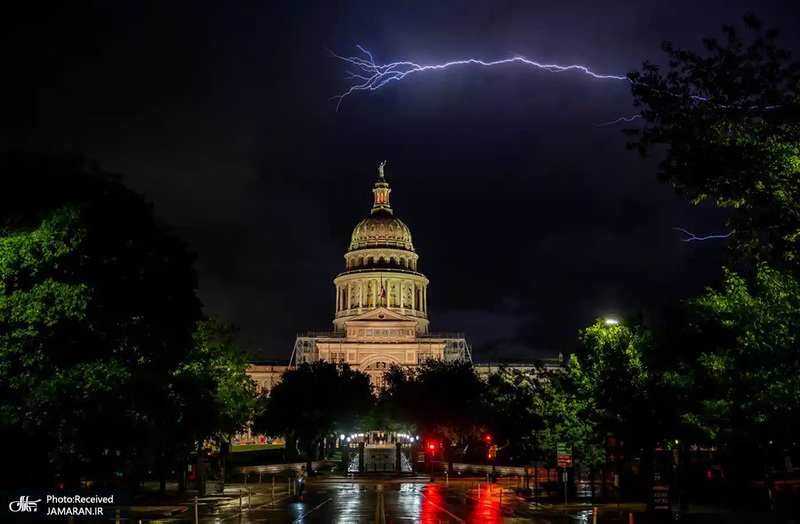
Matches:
[652,485,670,511]
[556,442,573,467]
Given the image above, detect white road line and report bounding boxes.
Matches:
[253,493,294,510]
[420,493,465,523]
[293,497,333,523]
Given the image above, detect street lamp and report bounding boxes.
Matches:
[605,318,619,325]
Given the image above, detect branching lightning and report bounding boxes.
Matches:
[596,114,642,127]
[329,45,628,111]
[674,227,734,242]
[329,46,782,128]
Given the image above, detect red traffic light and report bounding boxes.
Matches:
[485,435,492,443]
[428,443,436,452]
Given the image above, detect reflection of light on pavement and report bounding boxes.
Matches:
[397,482,422,516]
[337,484,370,521]
[467,484,505,522]
[421,484,465,522]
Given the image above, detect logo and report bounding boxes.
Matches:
[9,496,41,513]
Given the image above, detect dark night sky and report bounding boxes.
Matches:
[4,0,800,361]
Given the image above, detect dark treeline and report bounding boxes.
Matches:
[0,152,259,492]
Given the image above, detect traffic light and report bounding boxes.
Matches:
[428,443,435,452]
[485,434,492,443]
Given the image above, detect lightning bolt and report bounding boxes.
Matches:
[329,45,628,111]
[329,46,782,127]
[674,227,734,242]
[596,114,642,127]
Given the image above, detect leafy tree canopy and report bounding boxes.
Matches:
[0,152,252,489]
[380,359,487,445]
[254,361,373,454]
[668,265,800,456]
[627,14,800,267]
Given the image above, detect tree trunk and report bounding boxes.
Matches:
[178,450,187,492]
[678,442,688,512]
[590,465,596,502]
[158,452,167,498]
[601,464,607,498]
[306,441,315,473]
[533,443,539,499]
[447,441,454,474]
[642,445,655,513]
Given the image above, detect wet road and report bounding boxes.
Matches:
[189,479,579,522]
[161,479,780,523]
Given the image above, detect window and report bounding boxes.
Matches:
[390,330,395,337]
[383,330,388,335]
[366,330,372,335]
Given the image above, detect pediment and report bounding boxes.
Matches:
[345,307,415,323]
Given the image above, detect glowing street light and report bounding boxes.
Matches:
[605,318,619,325]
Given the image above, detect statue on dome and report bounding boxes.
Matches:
[378,160,387,179]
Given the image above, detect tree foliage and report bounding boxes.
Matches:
[175,317,259,446]
[627,14,800,267]
[0,152,254,489]
[380,359,487,445]
[668,265,800,456]
[254,361,373,468]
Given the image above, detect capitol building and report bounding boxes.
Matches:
[246,163,559,398]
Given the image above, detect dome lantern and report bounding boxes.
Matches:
[372,160,392,214]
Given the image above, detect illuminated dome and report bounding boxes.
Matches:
[333,161,429,333]
[349,210,415,252]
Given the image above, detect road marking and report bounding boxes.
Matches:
[293,497,332,523]
[253,493,294,510]
[378,489,387,524]
[420,493,465,523]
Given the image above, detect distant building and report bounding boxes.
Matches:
[241,164,562,438]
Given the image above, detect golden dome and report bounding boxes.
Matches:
[349,209,415,252]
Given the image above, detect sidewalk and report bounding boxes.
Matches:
[130,481,292,519]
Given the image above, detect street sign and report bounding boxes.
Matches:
[557,442,573,467]
[652,485,670,511]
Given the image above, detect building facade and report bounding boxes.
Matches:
[244,163,560,395]
[237,163,562,443]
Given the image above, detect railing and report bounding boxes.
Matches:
[296,331,467,340]
[474,361,561,367]
[418,333,467,339]
[297,332,346,338]
[335,308,428,319]
[335,268,426,278]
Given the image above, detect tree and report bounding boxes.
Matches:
[172,317,259,487]
[668,265,800,466]
[0,152,204,489]
[561,318,669,500]
[381,359,487,448]
[571,319,662,449]
[484,366,546,461]
[254,361,373,472]
[627,14,800,268]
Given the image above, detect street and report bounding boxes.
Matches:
[146,478,779,523]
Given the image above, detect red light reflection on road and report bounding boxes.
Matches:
[467,484,506,522]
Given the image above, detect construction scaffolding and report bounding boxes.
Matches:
[442,337,472,363]
[289,336,318,367]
